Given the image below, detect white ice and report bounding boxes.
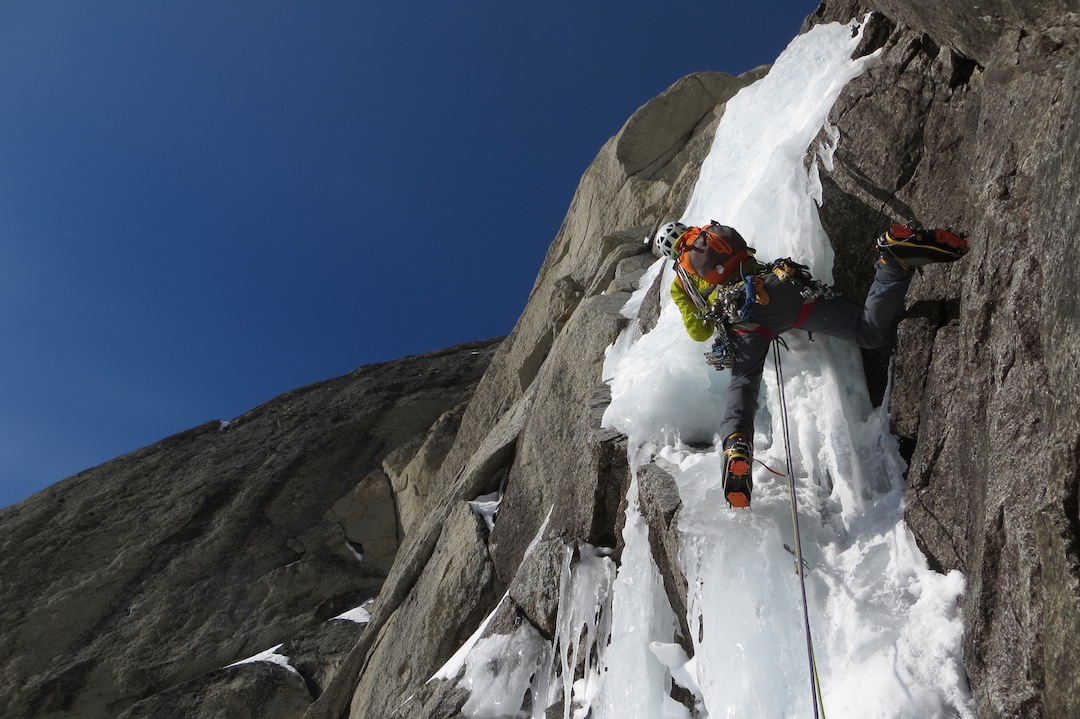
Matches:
[459,621,551,719]
[438,15,975,719]
[429,507,555,687]
[602,15,974,719]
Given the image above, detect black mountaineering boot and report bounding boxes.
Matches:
[722,433,753,508]
[877,224,969,270]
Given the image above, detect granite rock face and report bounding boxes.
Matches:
[0,339,498,718]
[0,63,762,719]
[808,2,1080,716]
[306,67,766,719]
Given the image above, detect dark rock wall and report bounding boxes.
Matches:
[0,339,498,718]
[809,2,1080,716]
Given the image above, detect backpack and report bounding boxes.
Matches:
[677,222,750,285]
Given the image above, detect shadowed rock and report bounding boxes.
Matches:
[0,339,499,718]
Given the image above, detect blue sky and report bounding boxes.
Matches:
[0,0,816,509]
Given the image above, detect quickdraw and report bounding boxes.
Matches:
[704,322,737,370]
[701,258,836,373]
[770,258,838,301]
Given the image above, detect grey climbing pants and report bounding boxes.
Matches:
[720,263,914,441]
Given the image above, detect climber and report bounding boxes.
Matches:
[652,220,969,507]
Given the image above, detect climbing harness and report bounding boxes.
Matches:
[701,259,836,373]
[773,339,828,719]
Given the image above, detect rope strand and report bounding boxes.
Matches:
[773,340,827,718]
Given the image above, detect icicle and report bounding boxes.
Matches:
[460,622,551,719]
[553,543,616,719]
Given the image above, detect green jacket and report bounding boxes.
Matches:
[671,256,765,342]
[670,272,719,342]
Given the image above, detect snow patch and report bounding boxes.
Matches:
[333,600,373,624]
[469,489,502,532]
[346,540,364,562]
[227,644,300,676]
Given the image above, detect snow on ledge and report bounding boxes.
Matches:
[333,602,373,624]
[227,644,301,676]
